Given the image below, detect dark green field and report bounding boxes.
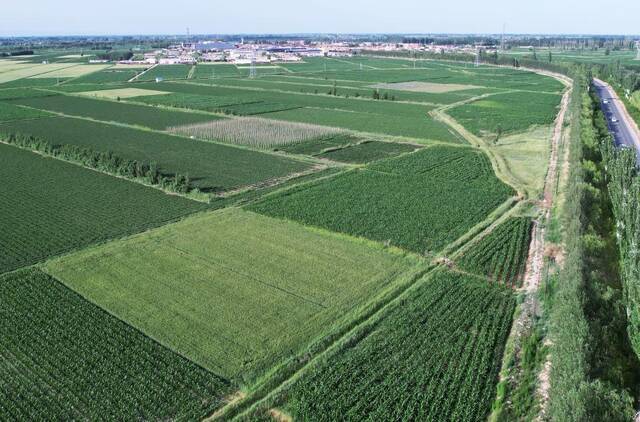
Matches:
[249,146,514,254]
[457,217,533,286]
[0,116,310,192]
[0,268,231,420]
[10,94,223,129]
[0,143,205,273]
[317,140,420,163]
[276,270,515,421]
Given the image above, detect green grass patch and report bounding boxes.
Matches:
[0,143,205,274]
[249,146,514,254]
[44,208,413,383]
[1,268,231,420]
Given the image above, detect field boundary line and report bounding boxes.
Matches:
[129,63,157,82]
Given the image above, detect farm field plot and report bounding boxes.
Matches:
[0,87,57,100]
[169,117,341,148]
[275,133,361,155]
[204,76,485,105]
[0,116,310,192]
[0,62,76,84]
[317,140,420,163]
[142,81,444,117]
[137,64,192,81]
[0,143,204,274]
[263,107,459,141]
[448,91,561,137]
[192,63,240,79]
[44,208,414,381]
[29,64,110,78]
[11,94,223,130]
[78,87,168,99]
[249,146,514,254]
[276,270,515,422]
[457,217,533,287]
[0,102,51,122]
[68,67,142,84]
[494,125,552,197]
[0,268,231,420]
[370,81,483,93]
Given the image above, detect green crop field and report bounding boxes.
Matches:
[0,51,568,421]
[274,270,515,421]
[192,63,241,79]
[249,146,514,254]
[136,64,192,81]
[67,67,143,84]
[317,140,420,163]
[0,143,204,274]
[275,133,361,155]
[262,106,459,141]
[448,91,562,137]
[10,94,223,129]
[457,217,533,287]
[0,268,231,420]
[0,116,310,192]
[44,209,414,382]
[0,101,51,122]
[133,81,460,141]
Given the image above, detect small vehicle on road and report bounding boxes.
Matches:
[612,117,618,123]
[604,99,609,104]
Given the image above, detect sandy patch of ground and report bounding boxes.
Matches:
[370,81,484,93]
[29,64,110,78]
[78,88,169,99]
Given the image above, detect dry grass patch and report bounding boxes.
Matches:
[169,116,343,149]
[29,64,110,78]
[78,87,169,99]
[370,81,484,93]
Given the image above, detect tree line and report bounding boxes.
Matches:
[1,133,192,194]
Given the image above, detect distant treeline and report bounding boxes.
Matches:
[0,50,34,57]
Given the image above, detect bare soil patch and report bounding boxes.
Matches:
[370,81,484,93]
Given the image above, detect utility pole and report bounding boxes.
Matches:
[249,53,257,79]
[475,47,481,67]
[500,23,506,51]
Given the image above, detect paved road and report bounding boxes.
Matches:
[592,78,640,163]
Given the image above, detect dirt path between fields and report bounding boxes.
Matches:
[128,63,156,82]
[521,73,572,421]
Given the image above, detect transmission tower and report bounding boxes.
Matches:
[475,47,481,67]
[249,54,257,79]
[636,41,640,60]
[500,23,506,51]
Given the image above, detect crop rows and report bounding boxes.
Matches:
[0,143,205,273]
[136,64,192,81]
[318,140,420,163]
[457,217,533,287]
[249,146,514,254]
[0,116,310,192]
[0,268,232,420]
[169,116,342,148]
[11,94,222,130]
[279,270,515,421]
[0,102,50,122]
[448,91,561,137]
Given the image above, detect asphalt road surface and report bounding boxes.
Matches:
[592,78,640,163]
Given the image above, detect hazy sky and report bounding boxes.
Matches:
[2,0,639,36]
